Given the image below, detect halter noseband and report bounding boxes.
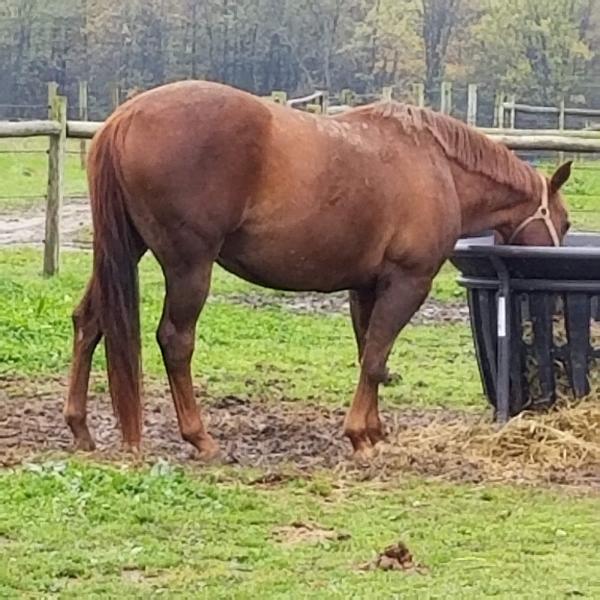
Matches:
[507,175,560,246]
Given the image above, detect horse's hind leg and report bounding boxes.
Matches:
[349,289,375,363]
[157,260,219,460]
[64,283,102,450]
[349,288,393,385]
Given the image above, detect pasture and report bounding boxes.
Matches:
[1,138,600,598]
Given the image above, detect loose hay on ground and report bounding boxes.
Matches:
[383,400,600,485]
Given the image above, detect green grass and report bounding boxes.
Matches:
[0,139,87,208]
[0,460,599,599]
[541,162,600,230]
[0,248,481,409]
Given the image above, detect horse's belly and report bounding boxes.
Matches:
[217,234,377,293]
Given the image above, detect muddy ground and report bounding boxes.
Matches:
[0,376,461,471]
[2,377,598,490]
[0,198,91,249]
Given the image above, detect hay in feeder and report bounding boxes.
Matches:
[521,316,600,406]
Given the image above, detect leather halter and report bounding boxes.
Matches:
[507,175,560,246]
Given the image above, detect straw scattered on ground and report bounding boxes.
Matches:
[373,400,600,486]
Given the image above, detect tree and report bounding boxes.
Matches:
[419,0,464,103]
[465,0,593,104]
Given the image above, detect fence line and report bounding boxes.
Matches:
[502,102,600,118]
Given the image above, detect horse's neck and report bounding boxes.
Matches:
[451,165,533,237]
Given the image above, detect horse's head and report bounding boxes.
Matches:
[505,161,572,247]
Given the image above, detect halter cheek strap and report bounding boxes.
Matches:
[507,175,560,246]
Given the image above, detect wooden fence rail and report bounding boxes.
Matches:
[502,102,600,118]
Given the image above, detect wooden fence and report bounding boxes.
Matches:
[3,86,600,277]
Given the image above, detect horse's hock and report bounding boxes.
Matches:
[451,232,600,420]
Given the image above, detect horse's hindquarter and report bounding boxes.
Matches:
[117,81,272,263]
[219,109,416,292]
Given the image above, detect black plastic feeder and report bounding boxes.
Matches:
[451,232,600,421]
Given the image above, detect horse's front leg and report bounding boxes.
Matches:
[344,267,433,459]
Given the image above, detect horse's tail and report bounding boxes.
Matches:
[88,119,143,446]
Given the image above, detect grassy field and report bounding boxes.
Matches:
[1,461,599,599]
[0,139,88,208]
[2,142,600,598]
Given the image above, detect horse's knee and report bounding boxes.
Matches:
[157,321,194,367]
[361,355,389,385]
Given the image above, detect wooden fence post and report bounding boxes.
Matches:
[508,94,516,129]
[110,82,120,111]
[412,83,425,107]
[78,80,88,169]
[319,90,329,114]
[467,83,478,126]
[270,91,288,105]
[44,92,67,277]
[47,82,58,113]
[494,91,505,128]
[440,81,452,114]
[559,96,566,164]
[340,88,355,107]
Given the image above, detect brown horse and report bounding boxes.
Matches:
[64,80,571,460]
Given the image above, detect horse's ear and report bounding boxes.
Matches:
[549,161,573,194]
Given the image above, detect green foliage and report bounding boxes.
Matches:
[0,0,598,116]
[466,0,593,103]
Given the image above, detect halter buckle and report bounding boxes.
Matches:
[507,175,560,247]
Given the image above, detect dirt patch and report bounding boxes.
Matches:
[273,521,350,545]
[1,377,599,489]
[211,291,469,324]
[0,199,91,249]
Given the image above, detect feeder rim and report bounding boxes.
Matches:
[453,231,600,259]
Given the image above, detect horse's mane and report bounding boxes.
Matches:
[361,102,538,198]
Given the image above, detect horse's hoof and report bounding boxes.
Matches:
[352,443,376,463]
[73,436,96,452]
[197,437,222,464]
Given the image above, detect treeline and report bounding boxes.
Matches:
[0,0,598,120]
